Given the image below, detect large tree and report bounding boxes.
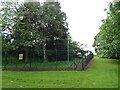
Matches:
[0,1,20,57]
[12,1,48,62]
[1,1,69,62]
[41,2,69,61]
[93,1,120,59]
[1,0,85,63]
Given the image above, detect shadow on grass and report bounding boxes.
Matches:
[100,57,119,65]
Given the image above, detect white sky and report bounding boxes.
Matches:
[59,0,113,53]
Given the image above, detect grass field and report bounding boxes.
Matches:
[2,61,70,68]
[2,57,118,88]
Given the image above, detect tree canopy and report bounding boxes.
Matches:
[1,1,86,62]
[93,1,120,59]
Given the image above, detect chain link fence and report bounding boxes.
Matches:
[2,49,94,71]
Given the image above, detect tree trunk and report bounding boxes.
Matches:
[43,44,47,63]
[82,58,84,70]
[25,46,29,62]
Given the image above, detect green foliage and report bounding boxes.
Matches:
[0,1,18,32]
[1,1,84,62]
[0,1,19,54]
[93,1,120,59]
[12,1,47,48]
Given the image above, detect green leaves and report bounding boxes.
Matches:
[1,1,84,62]
[93,1,120,59]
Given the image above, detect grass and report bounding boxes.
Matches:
[2,57,118,88]
[2,61,74,68]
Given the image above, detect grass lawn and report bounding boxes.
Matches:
[2,61,74,68]
[2,57,118,88]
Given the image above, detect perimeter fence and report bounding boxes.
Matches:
[2,49,94,71]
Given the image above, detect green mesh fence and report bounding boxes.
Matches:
[2,50,94,71]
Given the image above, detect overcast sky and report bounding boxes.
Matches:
[58,0,113,53]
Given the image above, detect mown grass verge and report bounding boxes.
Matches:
[2,57,118,88]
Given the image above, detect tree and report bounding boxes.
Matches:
[93,1,120,59]
[1,1,69,62]
[0,1,18,33]
[12,1,48,62]
[41,2,69,61]
[0,1,20,57]
[1,0,84,63]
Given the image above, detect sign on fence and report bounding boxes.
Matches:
[19,54,23,60]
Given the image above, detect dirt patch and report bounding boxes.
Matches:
[2,67,75,71]
[86,59,94,70]
[76,59,94,71]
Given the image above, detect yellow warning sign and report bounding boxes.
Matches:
[19,54,23,60]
